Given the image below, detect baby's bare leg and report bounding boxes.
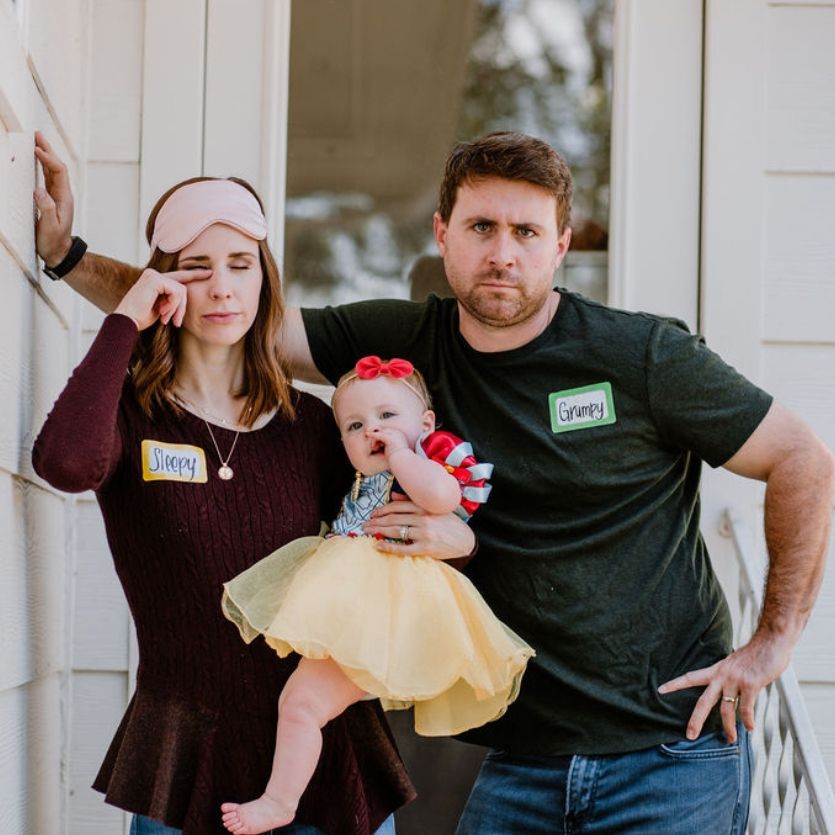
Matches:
[221,657,366,834]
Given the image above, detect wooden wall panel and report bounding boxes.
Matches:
[68,672,130,834]
[763,176,835,344]
[792,539,835,682]
[609,0,702,327]
[703,0,835,793]
[204,0,291,260]
[0,677,63,835]
[88,0,144,164]
[204,0,266,185]
[765,4,835,173]
[25,0,88,154]
[0,687,27,833]
[0,2,30,132]
[24,674,63,835]
[85,161,141,267]
[0,474,29,692]
[763,345,835,450]
[0,242,28,474]
[139,0,206,254]
[0,477,67,690]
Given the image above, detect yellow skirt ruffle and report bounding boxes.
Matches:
[222,535,534,736]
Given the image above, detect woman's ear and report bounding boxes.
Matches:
[422,410,436,433]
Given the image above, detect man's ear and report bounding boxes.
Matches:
[555,226,572,268]
[433,212,448,257]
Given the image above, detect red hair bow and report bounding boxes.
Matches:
[354,356,414,380]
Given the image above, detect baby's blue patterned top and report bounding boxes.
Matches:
[330,472,396,536]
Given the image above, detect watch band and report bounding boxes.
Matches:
[42,236,88,281]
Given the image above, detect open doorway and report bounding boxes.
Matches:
[284,2,613,830]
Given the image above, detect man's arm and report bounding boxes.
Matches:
[660,401,834,741]
[64,253,142,313]
[35,132,142,311]
[279,308,329,384]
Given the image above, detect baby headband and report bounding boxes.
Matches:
[337,356,429,409]
[150,180,268,253]
[355,356,414,379]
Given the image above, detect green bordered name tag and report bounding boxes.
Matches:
[549,382,616,434]
[141,439,208,483]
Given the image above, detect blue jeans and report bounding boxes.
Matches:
[130,812,396,834]
[456,723,751,834]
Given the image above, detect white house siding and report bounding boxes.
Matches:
[701,0,835,787]
[1,1,292,832]
[0,0,88,832]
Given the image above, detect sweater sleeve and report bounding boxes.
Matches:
[32,313,139,493]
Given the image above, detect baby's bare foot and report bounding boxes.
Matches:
[220,795,295,834]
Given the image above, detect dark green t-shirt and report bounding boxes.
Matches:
[301,289,773,755]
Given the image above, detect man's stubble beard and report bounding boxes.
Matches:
[452,268,552,330]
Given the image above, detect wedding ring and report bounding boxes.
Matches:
[721,695,739,705]
[400,525,410,541]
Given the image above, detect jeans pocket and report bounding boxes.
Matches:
[660,732,740,760]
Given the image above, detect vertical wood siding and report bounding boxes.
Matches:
[703,0,835,787]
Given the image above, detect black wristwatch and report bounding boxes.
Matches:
[42,235,88,281]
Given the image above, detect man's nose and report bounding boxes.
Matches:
[488,231,516,268]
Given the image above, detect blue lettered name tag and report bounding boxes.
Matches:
[141,439,208,482]
[549,382,616,434]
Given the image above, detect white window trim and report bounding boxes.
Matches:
[608,0,703,329]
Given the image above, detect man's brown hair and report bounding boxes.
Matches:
[437,131,574,232]
[131,176,296,427]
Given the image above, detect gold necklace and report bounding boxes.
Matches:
[175,394,245,428]
[202,420,241,480]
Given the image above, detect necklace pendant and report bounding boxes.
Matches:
[218,465,234,481]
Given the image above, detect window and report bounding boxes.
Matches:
[285,0,613,306]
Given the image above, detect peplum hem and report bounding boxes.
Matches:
[93,689,219,831]
[93,685,412,834]
[222,535,535,737]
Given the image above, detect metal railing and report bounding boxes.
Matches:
[722,509,835,835]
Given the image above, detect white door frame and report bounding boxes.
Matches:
[609,0,704,330]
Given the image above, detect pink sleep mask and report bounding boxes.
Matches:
[150,180,268,253]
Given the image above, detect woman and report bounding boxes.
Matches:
[32,174,471,834]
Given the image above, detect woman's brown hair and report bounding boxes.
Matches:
[131,176,295,427]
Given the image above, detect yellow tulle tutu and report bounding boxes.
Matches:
[222,535,534,736]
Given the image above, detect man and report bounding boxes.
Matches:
[35,130,833,833]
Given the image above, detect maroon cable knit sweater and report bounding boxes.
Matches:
[32,314,414,834]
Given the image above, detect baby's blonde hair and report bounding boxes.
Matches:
[333,362,433,414]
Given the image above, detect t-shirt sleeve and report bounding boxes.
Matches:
[301,299,426,385]
[645,318,773,468]
[314,401,353,521]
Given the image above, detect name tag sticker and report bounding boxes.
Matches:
[549,382,616,434]
[141,439,208,483]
